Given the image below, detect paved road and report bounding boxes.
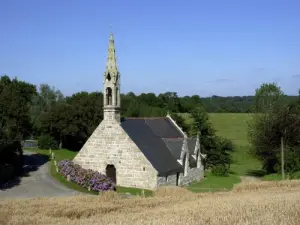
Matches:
[0,152,83,199]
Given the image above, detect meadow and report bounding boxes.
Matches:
[1,180,300,225]
[187,113,267,192]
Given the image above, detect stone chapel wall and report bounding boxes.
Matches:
[73,119,158,190]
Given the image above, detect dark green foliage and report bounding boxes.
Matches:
[217,136,234,152]
[211,164,230,177]
[275,147,300,175]
[170,113,189,133]
[0,75,36,184]
[187,107,233,176]
[290,171,300,179]
[38,135,59,150]
[248,83,300,174]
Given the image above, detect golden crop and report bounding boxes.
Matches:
[1,180,300,225]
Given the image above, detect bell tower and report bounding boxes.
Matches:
[103,32,121,122]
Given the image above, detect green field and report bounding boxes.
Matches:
[208,113,261,176]
[182,113,261,176]
[185,113,264,191]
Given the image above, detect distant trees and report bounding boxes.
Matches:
[248,83,300,175]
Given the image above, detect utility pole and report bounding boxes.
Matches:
[281,136,285,180]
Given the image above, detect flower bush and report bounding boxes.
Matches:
[57,160,116,192]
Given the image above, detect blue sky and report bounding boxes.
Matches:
[1,0,299,97]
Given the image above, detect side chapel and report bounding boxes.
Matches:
[73,33,206,190]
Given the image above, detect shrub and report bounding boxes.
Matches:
[291,171,300,179]
[218,137,234,151]
[38,135,59,149]
[274,147,300,175]
[57,160,116,192]
[211,164,230,176]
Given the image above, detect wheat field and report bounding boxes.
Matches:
[1,180,300,225]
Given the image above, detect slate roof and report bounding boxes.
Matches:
[121,117,184,175]
[163,138,198,162]
[162,138,184,159]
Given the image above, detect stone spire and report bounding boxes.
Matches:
[105,32,118,78]
[103,32,121,123]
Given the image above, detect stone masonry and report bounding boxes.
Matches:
[73,118,158,190]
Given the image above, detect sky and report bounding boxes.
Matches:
[1,0,300,97]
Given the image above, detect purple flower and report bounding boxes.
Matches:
[57,160,116,192]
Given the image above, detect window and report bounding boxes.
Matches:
[106,73,111,81]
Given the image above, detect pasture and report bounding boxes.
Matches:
[187,113,263,191]
[208,113,261,176]
[186,113,261,176]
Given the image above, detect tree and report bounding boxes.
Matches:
[30,84,65,137]
[39,91,104,151]
[170,113,189,134]
[0,75,36,183]
[248,83,300,173]
[189,107,232,176]
[254,82,284,113]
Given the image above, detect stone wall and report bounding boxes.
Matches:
[157,164,204,187]
[179,166,204,186]
[157,173,178,186]
[73,118,158,190]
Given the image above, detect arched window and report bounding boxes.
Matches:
[106,87,112,105]
[106,73,111,81]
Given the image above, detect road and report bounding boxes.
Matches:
[0,152,83,199]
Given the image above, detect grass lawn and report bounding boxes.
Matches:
[208,113,261,176]
[188,172,241,192]
[24,148,152,197]
[181,113,264,191]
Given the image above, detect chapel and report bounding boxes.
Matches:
[73,33,206,190]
